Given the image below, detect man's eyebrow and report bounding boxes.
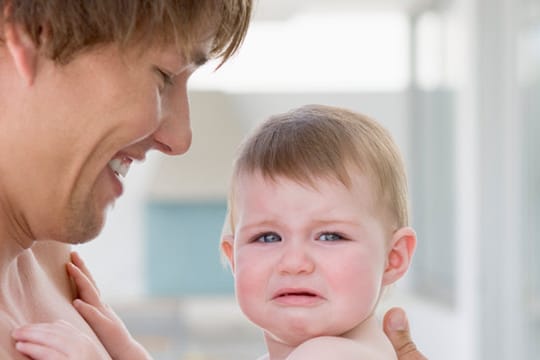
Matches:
[192,51,209,67]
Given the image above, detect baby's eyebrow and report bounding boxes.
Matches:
[237,220,277,232]
[311,219,363,228]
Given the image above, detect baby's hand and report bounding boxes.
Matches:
[68,252,152,360]
[12,320,111,360]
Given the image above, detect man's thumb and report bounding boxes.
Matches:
[383,307,427,360]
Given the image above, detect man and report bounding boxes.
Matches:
[385,308,427,360]
[0,1,425,358]
[0,1,250,358]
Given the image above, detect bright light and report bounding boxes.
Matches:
[190,12,410,92]
[416,12,444,90]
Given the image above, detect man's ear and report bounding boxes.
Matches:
[221,234,235,273]
[3,19,38,85]
[382,227,417,286]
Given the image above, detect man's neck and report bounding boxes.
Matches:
[0,241,105,359]
[0,241,73,314]
[0,205,36,275]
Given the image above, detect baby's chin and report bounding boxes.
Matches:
[264,326,344,347]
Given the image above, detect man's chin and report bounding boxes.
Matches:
[63,214,105,245]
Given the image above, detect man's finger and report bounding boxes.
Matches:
[383,307,428,360]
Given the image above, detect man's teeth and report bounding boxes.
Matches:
[108,158,130,178]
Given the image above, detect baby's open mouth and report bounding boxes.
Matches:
[274,289,320,299]
[279,292,316,297]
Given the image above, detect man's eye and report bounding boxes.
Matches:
[254,232,281,243]
[318,233,343,241]
[156,68,174,88]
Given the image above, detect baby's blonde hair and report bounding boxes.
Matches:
[228,104,409,235]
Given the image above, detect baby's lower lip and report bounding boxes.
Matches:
[273,293,323,306]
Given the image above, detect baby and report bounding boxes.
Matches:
[12,104,416,360]
[220,104,416,359]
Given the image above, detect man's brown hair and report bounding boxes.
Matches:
[1,0,252,64]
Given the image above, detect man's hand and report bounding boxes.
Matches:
[383,307,428,360]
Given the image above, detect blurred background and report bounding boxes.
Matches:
[76,0,539,359]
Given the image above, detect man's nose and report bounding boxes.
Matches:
[277,241,315,275]
[152,79,192,156]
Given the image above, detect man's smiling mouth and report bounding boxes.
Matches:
[108,157,132,178]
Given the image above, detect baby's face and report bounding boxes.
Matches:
[224,172,391,346]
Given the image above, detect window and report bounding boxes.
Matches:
[145,201,233,295]
[521,11,540,358]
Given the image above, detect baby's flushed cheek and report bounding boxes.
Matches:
[327,255,384,306]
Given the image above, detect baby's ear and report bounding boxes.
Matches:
[382,227,416,285]
[220,234,235,273]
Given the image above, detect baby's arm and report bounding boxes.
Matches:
[67,252,153,360]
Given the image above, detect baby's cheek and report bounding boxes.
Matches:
[234,263,263,306]
[234,268,269,327]
[333,264,383,309]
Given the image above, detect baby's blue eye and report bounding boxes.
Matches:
[318,233,343,241]
[255,232,281,243]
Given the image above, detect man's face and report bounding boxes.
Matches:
[4,42,208,244]
[224,172,390,347]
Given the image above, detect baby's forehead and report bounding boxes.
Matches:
[228,170,397,237]
[232,169,382,214]
[236,165,377,190]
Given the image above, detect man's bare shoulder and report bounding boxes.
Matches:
[287,336,397,360]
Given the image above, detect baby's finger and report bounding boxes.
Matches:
[73,299,113,337]
[67,262,101,306]
[12,322,72,352]
[15,341,66,360]
[70,252,99,290]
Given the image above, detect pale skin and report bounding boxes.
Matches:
[0,10,209,359]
